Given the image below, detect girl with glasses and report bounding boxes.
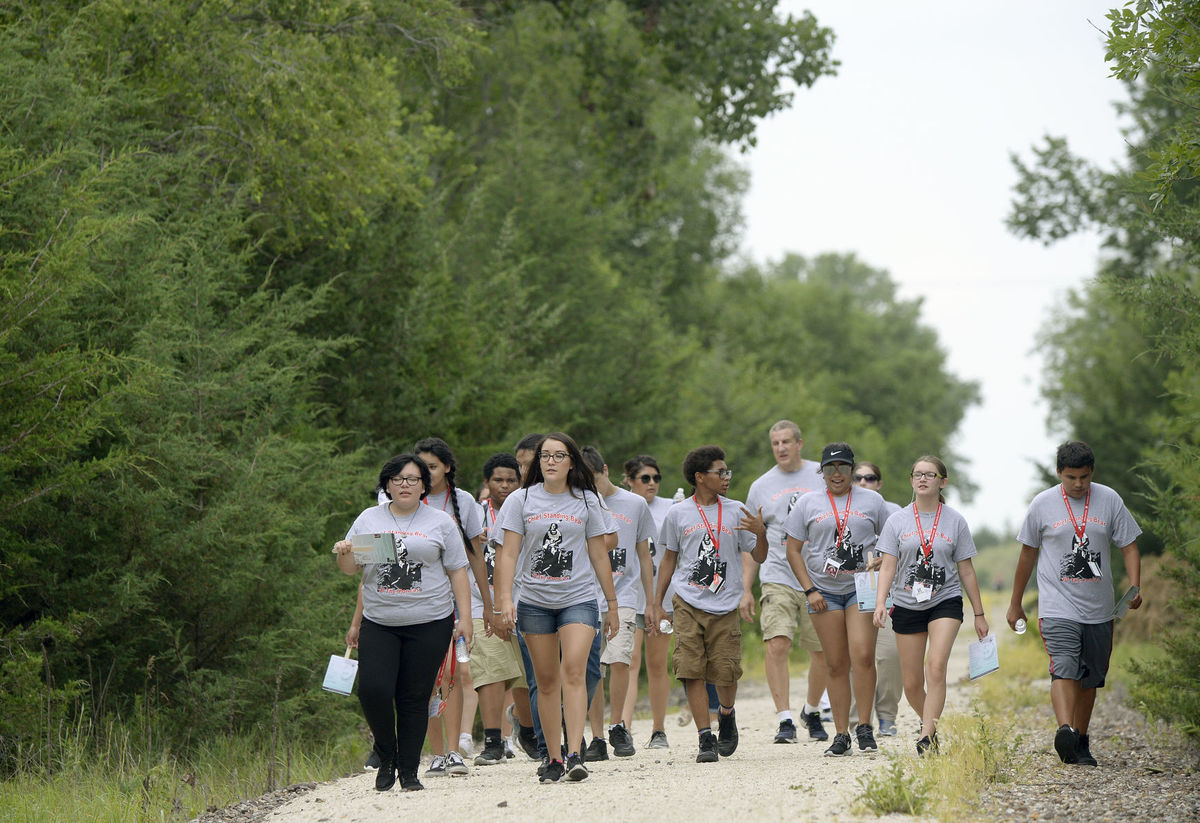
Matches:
[333,455,474,792]
[621,455,676,749]
[873,455,989,755]
[783,443,891,757]
[492,433,620,783]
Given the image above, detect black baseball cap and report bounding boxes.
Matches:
[820,444,855,467]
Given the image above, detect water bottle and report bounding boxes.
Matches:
[658,619,674,635]
[1014,618,1027,635]
[673,487,685,504]
[455,635,470,662]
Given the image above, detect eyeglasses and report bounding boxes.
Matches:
[854,474,879,483]
[821,464,853,476]
[539,451,569,464]
[703,468,733,479]
[911,471,942,480]
[635,473,662,484]
[389,475,423,487]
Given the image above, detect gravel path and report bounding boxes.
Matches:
[193,623,1198,823]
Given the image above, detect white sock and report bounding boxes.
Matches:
[803,703,820,715]
[778,710,794,723]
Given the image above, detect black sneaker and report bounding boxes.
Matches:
[609,724,636,757]
[801,710,829,742]
[1075,733,1098,767]
[364,750,382,771]
[1054,724,1079,764]
[565,752,589,781]
[374,753,396,792]
[539,759,565,783]
[583,736,609,762]
[398,770,423,792]
[824,732,852,756]
[916,734,940,756]
[696,729,719,763]
[716,708,739,757]
[855,723,878,752]
[474,740,505,765]
[774,718,798,743]
[536,756,549,779]
[516,725,539,760]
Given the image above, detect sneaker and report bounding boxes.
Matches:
[504,737,516,759]
[364,749,382,771]
[646,729,669,749]
[474,740,505,765]
[458,733,475,756]
[516,725,539,759]
[536,756,549,779]
[877,718,898,737]
[445,750,469,775]
[855,723,878,752]
[916,735,936,757]
[609,724,636,757]
[539,759,565,783]
[774,718,798,744]
[716,709,739,757]
[801,710,829,742]
[1054,724,1079,764]
[824,732,853,757]
[398,770,423,792]
[583,736,609,762]
[565,752,589,781]
[374,753,396,791]
[696,729,719,763]
[1075,733,1098,767]
[424,754,446,776]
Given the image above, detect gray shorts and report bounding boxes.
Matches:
[1039,618,1113,689]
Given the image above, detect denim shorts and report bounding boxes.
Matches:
[517,599,600,635]
[806,588,857,614]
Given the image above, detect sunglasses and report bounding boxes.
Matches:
[635,473,662,484]
[854,474,879,483]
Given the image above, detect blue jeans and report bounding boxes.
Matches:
[515,601,602,759]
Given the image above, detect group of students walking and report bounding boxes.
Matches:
[332,424,1142,791]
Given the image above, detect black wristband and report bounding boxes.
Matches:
[974,612,985,617]
[804,587,818,596]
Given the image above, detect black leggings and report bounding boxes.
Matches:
[357,614,454,772]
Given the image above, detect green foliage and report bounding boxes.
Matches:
[855,755,930,815]
[1006,0,1200,739]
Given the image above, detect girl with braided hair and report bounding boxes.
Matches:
[412,437,490,777]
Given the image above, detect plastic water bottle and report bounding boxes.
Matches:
[455,635,470,662]
[658,619,674,635]
[673,487,685,504]
[1014,618,1027,635]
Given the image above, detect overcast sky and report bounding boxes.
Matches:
[740,1,1128,535]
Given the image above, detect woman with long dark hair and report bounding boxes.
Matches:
[334,454,473,792]
[493,432,619,783]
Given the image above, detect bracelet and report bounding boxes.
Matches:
[803,587,818,596]
[492,609,503,614]
[974,612,985,617]
[606,597,617,603]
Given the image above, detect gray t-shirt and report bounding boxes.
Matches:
[659,495,757,614]
[471,497,505,619]
[496,484,611,609]
[782,487,889,595]
[346,503,468,626]
[645,495,676,613]
[602,488,657,611]
[1016,482,1142,623]
[746,461,822,589]
[877,504,977,610]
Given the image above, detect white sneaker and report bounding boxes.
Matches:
[424,754,447,776]
[445,750,469,775]
[458,733,475,756]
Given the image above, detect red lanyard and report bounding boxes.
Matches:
[912,502,943,559]
[695,498,723,555]
[1060,485,1090,542]
[423,489,451,511]
[485,498,497,530]
[826,488,852,544]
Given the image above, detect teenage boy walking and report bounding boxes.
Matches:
[647,445,768,763]
[1008,440,1142,767]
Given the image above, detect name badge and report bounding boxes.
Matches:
[913,581,933,603]
[708,572,724,593]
